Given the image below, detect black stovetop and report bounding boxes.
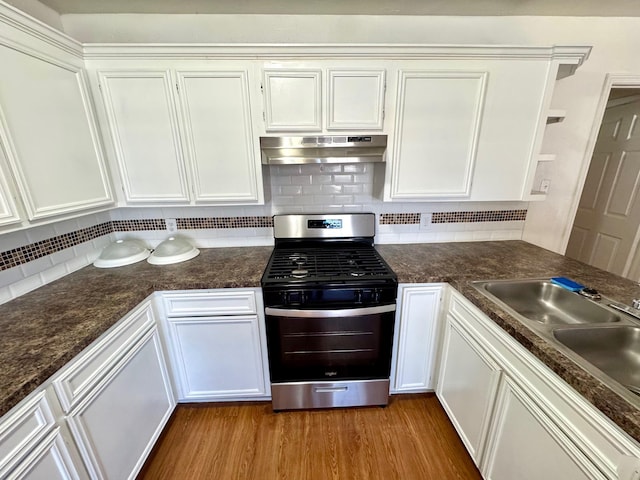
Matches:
[261,244,396,286]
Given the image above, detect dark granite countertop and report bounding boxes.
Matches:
[2,240,640,444]
[0,246,273,417]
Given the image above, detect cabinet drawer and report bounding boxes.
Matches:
[0,390,55,477]
[53,301,155,413]
[163,290,257,317]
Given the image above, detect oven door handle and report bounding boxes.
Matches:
[265,304,396,318]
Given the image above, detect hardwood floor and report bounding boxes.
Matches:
[139,394,481,480]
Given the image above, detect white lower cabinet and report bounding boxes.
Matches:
[160,289,270,401]
[439,288,640,480]
[67,326,174,480]
[9,426,86,480]
[391,284,443,393]
[0,388,88,480]
[483,376,600,480]
[436,315,501,464]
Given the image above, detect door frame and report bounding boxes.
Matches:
[564,74,640,256]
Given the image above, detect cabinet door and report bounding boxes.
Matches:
[176,70,262,203]
[98,71,190,203]
[327,70,385,130]
[436,315,501,465]
[389,70,487,199]
[67,327,174,480]
[0,45,112,220]
[167,315,268,401]
[391,284,441,392]
[482,376,604,480]
[0,154,20,228]
[9,428,88,480]
[262,69,322,131]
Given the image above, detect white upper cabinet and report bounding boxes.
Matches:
[390,70,487,199]
[0,44,113,220]
[98,71,190,203]
[94,64,264,206]
[327,70,386,130]
[176,70,261,203]
[261,65,387,133]
[384,48,590,202]
[263,69,322,132]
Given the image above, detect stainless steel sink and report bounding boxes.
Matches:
[476,279,620,325]
[554,326,640,395]
[471,278,640,402]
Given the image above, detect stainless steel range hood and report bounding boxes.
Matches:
[260,135,387,165]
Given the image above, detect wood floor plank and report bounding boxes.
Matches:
[138,394,482,480]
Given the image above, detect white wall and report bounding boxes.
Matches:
[58,14,640,254]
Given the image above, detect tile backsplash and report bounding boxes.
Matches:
[0,163,529,304]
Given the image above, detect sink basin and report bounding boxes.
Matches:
[475,279,620,325]
[554,326,640,395]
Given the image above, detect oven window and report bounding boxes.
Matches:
[265,311,395,383]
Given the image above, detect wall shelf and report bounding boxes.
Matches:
[546,109,567,124]
[537,153,557,162]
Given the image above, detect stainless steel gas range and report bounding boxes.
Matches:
[261,213,398,410]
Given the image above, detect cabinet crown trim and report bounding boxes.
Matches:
[81,43,592,62]
[0,3,83,58]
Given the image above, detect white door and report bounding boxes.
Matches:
[391,284,442,393]
[9,428,88,480]
[67,327,174,480]
[482,376,604,480]
[176,70,262,203]
[436,316,501,465]
[327,70,386,130]
[262,69,322,131]
[566,98,640,277]
[389,70,487,199]
[98,71,190,203]
[0,45,112,220]
[167,315,268,400]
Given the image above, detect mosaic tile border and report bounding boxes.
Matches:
[0,222,112,271]
[177,217,273,229]
[432,210,527,223]
[0,217,274,272]
[379,213,421,225]
[379,210,527,225]
[1,211,526,272]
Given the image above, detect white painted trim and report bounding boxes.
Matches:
[81,43,592,62]
[0,1,82,58]
[562,74,640,254]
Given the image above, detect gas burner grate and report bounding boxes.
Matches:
[264,247,393,282]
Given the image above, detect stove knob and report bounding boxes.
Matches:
[373,289,381,303]
[355,290,363,303]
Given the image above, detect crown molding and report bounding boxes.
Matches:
[0,2,82,58]
[82,43,592,64]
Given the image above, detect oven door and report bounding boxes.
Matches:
[264,304,396,383]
